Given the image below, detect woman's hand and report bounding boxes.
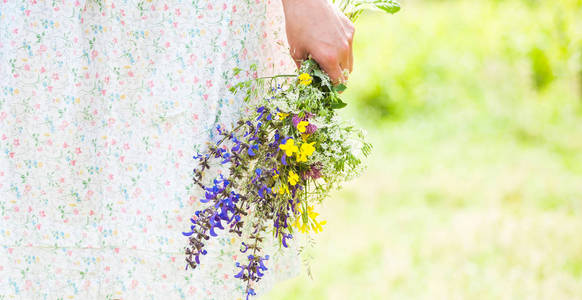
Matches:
[281,0,355,84]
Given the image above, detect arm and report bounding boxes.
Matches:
[281,0,355,84]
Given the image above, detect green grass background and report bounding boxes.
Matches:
[265,0,582,299]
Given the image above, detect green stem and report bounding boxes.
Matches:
[255,74,296,80]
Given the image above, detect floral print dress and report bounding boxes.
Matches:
[0,0,301,299]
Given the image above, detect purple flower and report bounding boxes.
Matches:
[246,288,256,300]
[303,163,323,180]
[247,144,259,156]
[240,242,249,253]
[282,233,292,248]
[305,123,317,134]
[232,142,241,152]
[292,115,301,127]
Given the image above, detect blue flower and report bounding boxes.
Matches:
[258,184,270,197]
[246,288,256,300]
[234,262,246,279]
[240,242,249,253]
[282,233,292,248]
[256,106,265,120]
[221,152,231,164]
[232,141,242,152]
[181,225,196,237]
[247,144,259,156]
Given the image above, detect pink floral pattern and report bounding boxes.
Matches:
[0,0,300,298]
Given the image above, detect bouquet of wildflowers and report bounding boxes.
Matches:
[182,0,399,298]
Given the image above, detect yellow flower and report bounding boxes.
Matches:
[296,142,316,163]
[306,205,327,233]
[293,205,326,234]
[300,142,316,157]
[277,112,289,119]
[272,182,289,195]
[296,121,309,133]
[293,201,301,213]
[278,184,290,195]
[279,138,298,156]
[271,178,290,195]
[298,73,312,86]
[293,217,309,233]
[301,133,310,142]
[311,219,327,233]
[296,153,307,163]
[288,170,299,186]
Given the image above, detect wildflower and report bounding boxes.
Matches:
[288,170,299,186]
[296,153,307,163]
[298,73,312,85]
[292,115,301,127]
[306,205,326,233]
[293,217,309,233]
[303,163,322,179]
[256,106,265,120]
[247,144,259,156]
[278,183,290,195]
[299,142,315,156]
[296,121,309,133]
[279,138,298,156]
[281,233,292,248]
[293,205,326,233]
[296,142,316,162]
[277,112,289,119]
[311,220,326,233]
[305,123,317,134]
[271,181,290,195]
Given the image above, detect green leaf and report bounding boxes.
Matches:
[232,67,242,76]
[312,68,327,80]
[331,99,348,109]
[333,83,347,93]
[375,0,401,14]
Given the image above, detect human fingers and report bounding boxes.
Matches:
[317,51,344,85]
[346,26,354,73]
[290,46,307,70]
[337,10,355,73]
[333,14,353,85]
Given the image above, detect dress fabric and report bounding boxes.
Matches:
[0,0,300,299]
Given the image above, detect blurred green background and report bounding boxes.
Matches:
[266,0,582,299]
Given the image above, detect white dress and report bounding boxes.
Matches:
[0,0,300,298]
